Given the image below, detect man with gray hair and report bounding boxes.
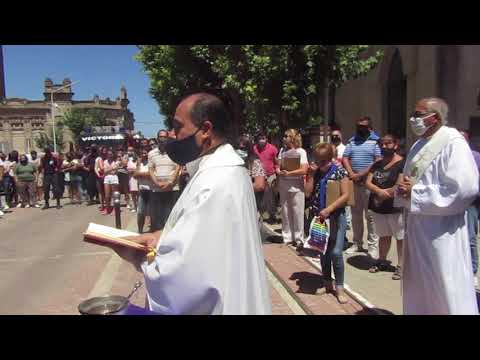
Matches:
[398,97,479,314]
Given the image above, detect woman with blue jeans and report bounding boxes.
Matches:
[305,143,350,304]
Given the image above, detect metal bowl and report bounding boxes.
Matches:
[78,295,129,315]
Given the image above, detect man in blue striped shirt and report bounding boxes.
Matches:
[343,117,382,257]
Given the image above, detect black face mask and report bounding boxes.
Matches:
[165,128,202,166]
[357,126,370,138]
[331,136,341,144]
[20,160,28,165]
[382,148,395,157]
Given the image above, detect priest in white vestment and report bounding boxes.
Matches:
[398,98,479,315]
[111,93,271,315]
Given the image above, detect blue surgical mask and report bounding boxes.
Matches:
[409,113,436,136]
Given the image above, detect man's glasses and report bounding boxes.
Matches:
[411,111,436,119]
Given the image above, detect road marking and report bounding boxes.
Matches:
[87,253,123,298]
[265,265,307,315]
[87,217,139,299]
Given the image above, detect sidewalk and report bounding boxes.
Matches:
[262,218,480,315]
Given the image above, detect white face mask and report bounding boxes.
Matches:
[409,113,436,136]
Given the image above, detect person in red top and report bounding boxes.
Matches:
[253,132,279,224]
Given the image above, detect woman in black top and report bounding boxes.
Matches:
[365,134,405,280]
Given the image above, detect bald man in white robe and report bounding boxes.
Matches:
[398,98,479,315]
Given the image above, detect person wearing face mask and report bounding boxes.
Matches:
[305,143,350,304]
[275,129,309,248]
[253,132,279,224]
[29,150,43,205]
[106,93,271,315]
[365,134,405,280]
[134,148,153,232]
[146,129,181,232]
[39,147,62,210]
[398,97,478,315]
[14,154,38,208]
[343,117,381,258]
[236,135,266,212]
[331,129,346,161]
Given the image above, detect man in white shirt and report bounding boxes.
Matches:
[147,129,181,231]
[399,97,479,314]
[108,93,271,315]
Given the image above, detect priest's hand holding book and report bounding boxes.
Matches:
[83,223,161,272]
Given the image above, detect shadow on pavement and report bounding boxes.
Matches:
[346,254,375,271]
[289,271,324,295]
[263,235,284,244]
[355,308,395,315]
[298,248,320,258]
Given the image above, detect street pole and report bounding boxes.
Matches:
[113,191,122,229]
[51,92,56,154]
[49,80,80,154]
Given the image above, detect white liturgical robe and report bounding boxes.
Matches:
[141,143,272,315]
[403,127,479,315]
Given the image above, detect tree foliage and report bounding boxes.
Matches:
[136,45,382,138]
[61,108,114,141]
[34,126,65,152]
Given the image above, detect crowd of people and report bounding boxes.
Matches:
[0,130,185,236]
[231,98,479,313]
[1,93,479,315]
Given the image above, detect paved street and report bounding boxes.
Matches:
[0,200,300,315]
[0,199,135,315]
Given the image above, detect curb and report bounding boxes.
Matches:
[262,220,385,315]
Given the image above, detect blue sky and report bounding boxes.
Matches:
[2,45,165,137]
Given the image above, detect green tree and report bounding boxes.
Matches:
[34,126,65,152]
[61,108,113,141]
[136,45,383,139]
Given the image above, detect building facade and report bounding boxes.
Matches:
[333,45,480,149]
[0,46,5,100]
[0,78,135,154]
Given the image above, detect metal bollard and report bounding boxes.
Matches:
[113,191,121,229]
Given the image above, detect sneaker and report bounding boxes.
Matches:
[3,204,9,210]
[42,204,50,210]
[16,203,22,208]
[346,244,364,254]
[0,210,4,216]
[25,204,31,208]
[34,204,41,208]
[130,208,137,213]
[368,248,379,260]
[126,204,132,210]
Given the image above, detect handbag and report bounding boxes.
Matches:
[307,216,330,255]
[325,179,355,207]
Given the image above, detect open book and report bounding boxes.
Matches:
[83,223,150,252]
